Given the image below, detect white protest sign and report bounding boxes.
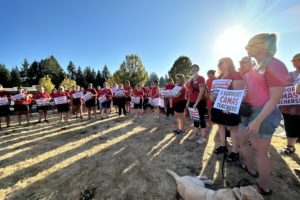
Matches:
[98,95,107,104]
[11,93,25,102]
[278,86,300,106]
[188,107,200,121]
[159,97,164,107]
[149,98,160,106]
[0,97,9,106]
[54,96,68,105]
[211,79,232,96]
[294,75,300,84]
[171,86,182,97]
[213,89,245,114]
[72,92,83,99]
[36,98,50,107]
[131,96,140,104]
[160,89,172,98]
[82,92,93,102]
[115,90,124,97]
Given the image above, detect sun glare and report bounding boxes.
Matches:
[214,26,249,58]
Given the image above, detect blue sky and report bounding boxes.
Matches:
[0,0,300,78]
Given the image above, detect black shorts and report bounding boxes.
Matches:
[14,104,29,112]
[211,107,240,126]
[0,105,10,116]
[125,96,131,102]
[282,113,300,138]
[134,100,143,109]
[173,100,187,113]
[57,104,70,112]
[85,99,96,107]
[101,101,111,109]
[112,97,118,106]
[72,98,82,106]
[37,106,49,111]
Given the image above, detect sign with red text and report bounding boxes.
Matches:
[0,97,9,106]
[149,98,160,106]
[11,93,25,102]
[115,90,124,97]
[98,95,107,104]
[82,92,93,102]
[72,92,83,99]
[295,75,300,84]
[188,107,200,121]
[36,98,50,107]
[131,96,140,104]
[211,79,232,96]
[171,86,182,97]
[54,96,68,105]
[213,89,244,114]
[160,89,172,98]
[278,86,300,106]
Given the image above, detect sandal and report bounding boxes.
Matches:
[226,152,239,162]
[240,164,259,178]
[282,145,295,155]
[213,146,228,154]
[255,183,272,196]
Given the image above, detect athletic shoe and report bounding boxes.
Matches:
[196,137,207,145]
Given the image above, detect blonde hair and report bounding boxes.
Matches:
[176,74,185,86]
[247,33,277,56]
[217,57,236,77]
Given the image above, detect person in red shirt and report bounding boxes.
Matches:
[34,86,51,123]
[211,58,245,162]
[164,78,175,119]
[70,85,83,119]
[85,83,97,120]
[172,74,187,135]
[124,81,132,113]
[132,83,144,117]
[13,86,32,126]
[53,86,70,122]
[99,82,112,119]
[0,84,11,128]
[150,80,160,119]
[206,70,216,129]
[186,64,208,144]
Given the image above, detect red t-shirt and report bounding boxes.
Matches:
[99,88,112,100]
[86,88,97,100]
[173,85,187,104]
[34,92,51,100]
[150,86,159,98]
[206,77,216,92]
[165,83,175,90]
[124,86,132,97]
[133,88,144,98]
[52,92,70,98]
[142,87,149,98]
[188,75,206,103]
[218,72,243,89]
[14,93,30,105]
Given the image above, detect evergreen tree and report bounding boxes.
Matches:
[28,61,43,86]
[67,61,76,79]
[40,55,64,87]
[112,54,148,87]
[39,75,55,93]
[159,76,165,88]
[102,65,111,80]
[76,66,85,87]
[168,56,192,81]
[20,59,30,86]
[147,72,159,86]
[95,70,104,87]
[10,66,22,87]
[0,64,11,87]
[84,66,95,86]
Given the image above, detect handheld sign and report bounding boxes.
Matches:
[188,107,200,121]
[36,98,50,107]
[160,89,172,98]
[278,86,300,106]
[82,92,93,102]
[149,98,160,106]
[171,86,182,97]
[72,92,83,99]
[211,79,232,96]
[213,89,245,114]
[0,97,9,106]
[294,75,300,84]
[159,97,164,107]
[131,96,140,104]
[11,93,25,102]
[115,89,124,97]
[98,95,107,104]
[54,96,68,105]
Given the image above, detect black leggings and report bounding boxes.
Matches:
[117,98,126,116]
[189,100,206,128]
[165,99,174,117]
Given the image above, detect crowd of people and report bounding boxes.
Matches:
[0,33,299,196]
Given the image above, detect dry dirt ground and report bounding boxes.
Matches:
[0,110,299,200]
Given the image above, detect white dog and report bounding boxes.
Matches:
[166,170,263,200]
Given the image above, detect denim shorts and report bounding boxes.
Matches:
[239,107,281,138]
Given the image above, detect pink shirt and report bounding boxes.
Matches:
[245,58,288,108]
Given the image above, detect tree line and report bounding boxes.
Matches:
[0,54,193,90]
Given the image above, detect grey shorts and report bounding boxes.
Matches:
[239,107,281,139]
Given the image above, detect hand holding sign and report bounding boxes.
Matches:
[0,97,9,106]
[11,93,25,102]
[160,89,172,98]
[188,107,200,121]
[213,89,245,114]
[82,92,93,102]
[278,86,300,105]
[98,95,107,104]
[54,96,68,105]
[171,86,182,97]
[72,92,83,99]
[36,98,50,107]
[115,90,124,97]
[211,79,232,96]
[131,96,140,104]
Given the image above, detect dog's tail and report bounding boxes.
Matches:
[165,169,180,180]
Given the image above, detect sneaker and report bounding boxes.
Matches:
[188,134,199,141]
[37,120,42,123]
[44,119,49,123]
[173,129,180,133]
[213,146,228,154]
[197,137,207,145]
[226,152,239,162]
[176,130,185,135]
